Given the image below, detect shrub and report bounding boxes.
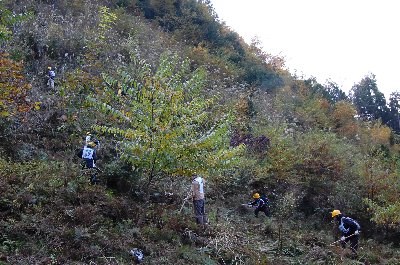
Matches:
[178,245,218,265]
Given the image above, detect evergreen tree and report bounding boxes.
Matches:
[0,3,31,44]
[350,74,389,122]
[387,92,400,133]
[323,80,348,103]
[304,78,347,103]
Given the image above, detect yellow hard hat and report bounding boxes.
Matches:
[253,193,260,199]
[86,131,91,135]
[331,210,341,218]
[48,66,52,70]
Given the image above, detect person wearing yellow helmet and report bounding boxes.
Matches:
[331,210,361,256]
[85,131,100,149]
[77,141,100,184]
[331,210,341,218]
[85,132,92,145]
[248,192,270,218]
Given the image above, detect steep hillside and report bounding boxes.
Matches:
[1,0,400,264]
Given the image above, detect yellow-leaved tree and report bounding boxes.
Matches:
[0,53,32,117]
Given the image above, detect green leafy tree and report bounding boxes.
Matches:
[295,96,332,130]
[365,199,400,230]
[364,158,400,232]
[98,6,117,41]
[88,53,243,194]
[0,2,31,43]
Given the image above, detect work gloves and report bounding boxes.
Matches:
[340,230,360,242]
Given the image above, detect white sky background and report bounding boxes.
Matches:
[210,0,400,99]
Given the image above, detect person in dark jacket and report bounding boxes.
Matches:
[248,193,269,217]
[332,210,361,256]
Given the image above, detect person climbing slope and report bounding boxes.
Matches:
[85,132,100,149]
[77,141,101,184]
[191,174,208,227]
[331,209,361,257]
[248,193,270,218]
[47,66,56,89]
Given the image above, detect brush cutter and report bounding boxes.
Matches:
[179,187,192,213]
[329,232,359,246]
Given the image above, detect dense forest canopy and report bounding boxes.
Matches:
[0,0,399,264]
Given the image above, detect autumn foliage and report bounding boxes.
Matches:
[0,53,31,117]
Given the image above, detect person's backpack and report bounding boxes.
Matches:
[340,217,360,234]
[260,196,269,206]
[344,217,360,230]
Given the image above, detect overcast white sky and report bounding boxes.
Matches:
[210,0,400,99]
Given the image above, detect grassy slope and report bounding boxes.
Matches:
[1,162,399,264]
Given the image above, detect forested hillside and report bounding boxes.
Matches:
[1,0,399,264]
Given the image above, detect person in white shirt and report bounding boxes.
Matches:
[191,174,208,226]
[47,66,55,89]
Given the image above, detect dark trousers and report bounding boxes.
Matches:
[83,159,94,168]
[81,159,101,184]
[255,205,269,217]
[341,235,359,254]
[82,159,101,172]
[193,199,207,225]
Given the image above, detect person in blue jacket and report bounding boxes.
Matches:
[332,210,361,256]
[248,193,269,217]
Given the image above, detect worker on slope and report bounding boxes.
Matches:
[77,141,101,184]
[85,132,92,146]
[248,193,270,218]
[331,210,361,257]
[191,174,208,227]
[47,66,56,89]
[85,131,100,149]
